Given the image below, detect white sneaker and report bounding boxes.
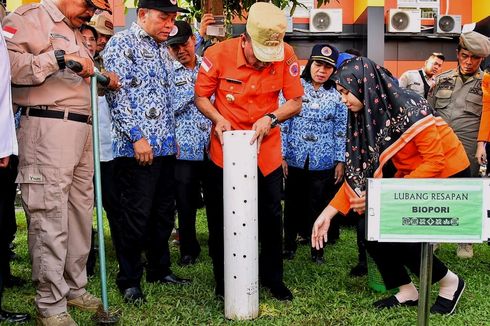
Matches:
[456,243,473,259]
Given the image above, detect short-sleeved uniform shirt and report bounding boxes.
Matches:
[194,37,304,176]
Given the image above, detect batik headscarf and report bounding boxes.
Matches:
[332,56,442,198]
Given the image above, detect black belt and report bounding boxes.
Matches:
[20,107,92,125]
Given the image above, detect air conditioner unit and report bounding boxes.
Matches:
[435,15,462,34]
[387,9,421,33]
[309,9,342,33]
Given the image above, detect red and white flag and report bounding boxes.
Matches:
[201,57,213,72]
[2,26,17,39]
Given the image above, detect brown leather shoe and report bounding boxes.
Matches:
[67,292,101,312]
[36,312,77,326]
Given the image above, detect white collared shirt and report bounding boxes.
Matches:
[0,24,18,158]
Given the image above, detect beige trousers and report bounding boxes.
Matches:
[16,114,94,317]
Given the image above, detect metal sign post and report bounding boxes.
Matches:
[418,243,433,326]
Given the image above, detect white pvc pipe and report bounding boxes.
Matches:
[223,130,259,320]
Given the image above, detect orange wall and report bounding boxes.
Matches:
[384,60,458,78]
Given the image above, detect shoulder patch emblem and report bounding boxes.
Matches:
[285,55,296,66]
[289,62,299,77]
[2,26,17,39]
[202,57,213,72]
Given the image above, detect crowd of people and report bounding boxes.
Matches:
[0,0,489,325]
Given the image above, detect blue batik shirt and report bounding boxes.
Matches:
[170,56,212,161]
[103,23,176,158]
[281,79,348,171]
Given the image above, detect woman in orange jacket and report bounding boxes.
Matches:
[312,57,470,315]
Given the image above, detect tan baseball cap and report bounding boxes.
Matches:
[246,2,286,62]
[90,14,114,36]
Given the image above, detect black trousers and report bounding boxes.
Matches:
[88,160,123,275]
[205,162,284,290]
[283,165,340,254]
[175,160,206,258]
[114,156,176,290]
[0,155,18,305]
[101,160,123,262]
[365,167,471,290]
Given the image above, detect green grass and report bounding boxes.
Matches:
[3,209,490,326]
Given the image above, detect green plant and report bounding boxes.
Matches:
[125,0,336,20]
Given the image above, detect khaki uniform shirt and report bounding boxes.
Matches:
[399,69,434,98]
[3,0,92,115]
[428,67,483,176]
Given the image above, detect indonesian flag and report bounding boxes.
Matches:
[2,26,17,39]
[201,57,213,72]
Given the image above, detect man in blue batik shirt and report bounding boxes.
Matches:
[103,0,191,303]
[167,20,212,266]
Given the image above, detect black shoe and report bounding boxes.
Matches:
[147,273,191,285]
[264,282,293,301]
[311,249,324,264]
[349,263,368,277]
[122,287,146,304]
[373,296,418,309]
[215,284,224,300]
[297,236,309,245]
[0,309,30,323]
[178,255,197,266]
[312,255,325,265]
[4,275,27,288]
[282,250,295,260]
[431,278,465,315]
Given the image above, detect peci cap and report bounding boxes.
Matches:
[166,20,193,45]
[89,14,114,36]
[138,0,189,13]
[87,0,113,14]
[310,44,339,67]
[459,31,490,57]
[246,2,286,62]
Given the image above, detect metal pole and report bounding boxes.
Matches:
[417,242,433,326]
[90,75,109,312]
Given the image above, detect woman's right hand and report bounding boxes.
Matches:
[311,210,332,250]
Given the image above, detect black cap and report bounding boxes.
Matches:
[310,44,339,67]
[166,20,193,45]
[138,0,189,13]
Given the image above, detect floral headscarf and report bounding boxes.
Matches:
[332,56,440,198]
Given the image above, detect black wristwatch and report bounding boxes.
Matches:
[265,113,279,128]
[54,49,66,70]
